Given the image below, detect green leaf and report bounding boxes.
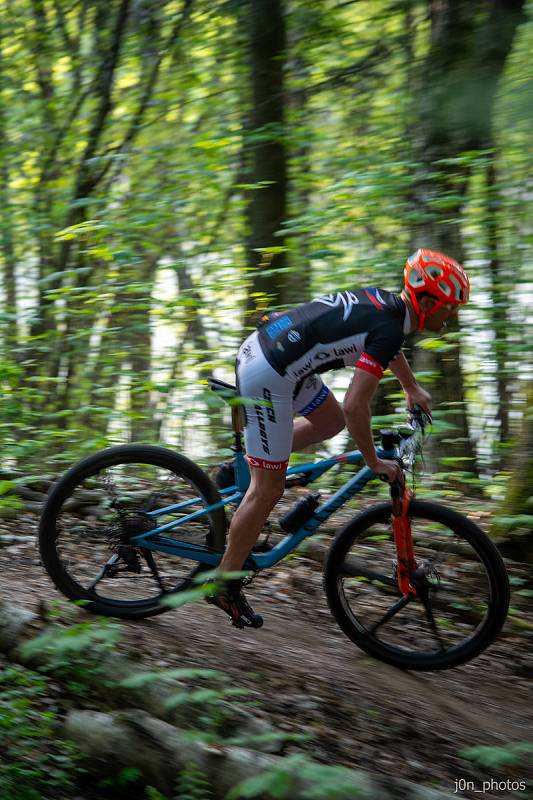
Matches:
[116,667,226,689]
[460,742,533,768]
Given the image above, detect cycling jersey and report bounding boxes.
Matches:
[257,288,408,381]
[237,288,410,470]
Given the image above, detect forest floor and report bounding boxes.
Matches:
[1,493,533,800]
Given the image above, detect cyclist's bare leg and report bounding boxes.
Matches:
[292,392,345,451]
[218,467,286,573]
[218,393,343,573]
[217,395,343,574]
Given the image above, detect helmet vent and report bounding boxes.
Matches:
[408,271,425,288]
[449,274,463,301]
[426,265,443,279]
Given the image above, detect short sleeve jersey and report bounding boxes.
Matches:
[257,288,407,382]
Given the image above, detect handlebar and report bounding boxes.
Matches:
[376,405,431,482]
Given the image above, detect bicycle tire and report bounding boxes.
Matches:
[323,500,509,670]
[39,445,227,619]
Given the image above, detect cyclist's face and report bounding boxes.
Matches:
[424,303,458,331]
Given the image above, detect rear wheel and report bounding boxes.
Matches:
[323,500,509,670]
[39,445,226,618]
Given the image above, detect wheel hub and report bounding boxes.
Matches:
[105,512,156,575]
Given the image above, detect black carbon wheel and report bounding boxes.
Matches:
[323,500,509,670]
[39,445,226,618]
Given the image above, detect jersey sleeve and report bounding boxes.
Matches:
[355,324,405,379]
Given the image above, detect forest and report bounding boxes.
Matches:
[0,1,532,799]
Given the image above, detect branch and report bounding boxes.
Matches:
[95,0,195,186]
[52,0,85,91]
[52,0,75,57]
[40,83,92,183]
[30,0,55,127]
[301,43,391,98]
[75,0,131,197]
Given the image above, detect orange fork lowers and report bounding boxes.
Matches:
[391,486,417,597]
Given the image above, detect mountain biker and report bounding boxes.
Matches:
[207,248,470,629]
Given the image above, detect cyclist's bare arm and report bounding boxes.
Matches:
[387,352,432,415]
[343,369,403,484]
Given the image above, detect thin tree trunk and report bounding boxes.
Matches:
[486,156,511,446]
[284,53,311,305]
[0,26,17,344]
[409,0,526,474]
[245,0,287,321]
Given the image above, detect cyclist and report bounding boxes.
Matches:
[207,249,470,629]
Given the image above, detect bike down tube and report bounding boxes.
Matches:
[245,460,388,571]
[132,464,376,570]
[133,535,222,566]
[131,448,391,567]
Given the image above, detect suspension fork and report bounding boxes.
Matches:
[390,482,417,597]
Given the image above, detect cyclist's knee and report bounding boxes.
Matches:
[325,408,345,438]
[248,470,285,507]
[305,392,345,438]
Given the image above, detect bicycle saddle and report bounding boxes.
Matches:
[207,377,237,397]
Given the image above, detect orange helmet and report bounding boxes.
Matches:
[404,249,470,331]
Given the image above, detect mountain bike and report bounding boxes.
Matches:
[39,377,510,671]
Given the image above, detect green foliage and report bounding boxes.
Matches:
[117,667,228,690]
[115,652,256,738]
[161,570,248,610]
[165,686,249,712]
[459,742,533,769]
[98,766,143,791]
[0,0,530,485]
[0,664,82,800]
[19,618,121,695]
[226,754,362,800]
[174,762,214,800]
[491,514,533,533]
[145,788,170,800]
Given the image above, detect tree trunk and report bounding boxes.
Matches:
[486,155,512,446]
[284,52,311,305]
[245,0,288,321]
[410,0,526,474]
[0,27,17,344]
[494,383,533,523]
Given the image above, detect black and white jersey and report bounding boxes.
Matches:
[257,288,408,381]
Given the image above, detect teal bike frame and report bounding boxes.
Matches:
[129,445,397,572]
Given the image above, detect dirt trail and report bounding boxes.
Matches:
[1,511,532,800]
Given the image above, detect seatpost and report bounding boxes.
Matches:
[231,403,244,453]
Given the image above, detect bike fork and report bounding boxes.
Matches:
[390,483,417,597]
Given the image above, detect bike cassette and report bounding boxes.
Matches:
[105,511,156,574]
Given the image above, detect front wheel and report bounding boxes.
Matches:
[39,445,227,619]
[323,500,509,670]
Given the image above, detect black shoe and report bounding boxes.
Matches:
[212,460,236,490]
[206,580,263,629]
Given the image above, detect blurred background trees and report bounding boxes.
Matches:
[0,0,531,519]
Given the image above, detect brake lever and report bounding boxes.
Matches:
[408,404,432,433]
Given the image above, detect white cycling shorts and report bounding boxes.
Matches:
[236,331,330,470]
